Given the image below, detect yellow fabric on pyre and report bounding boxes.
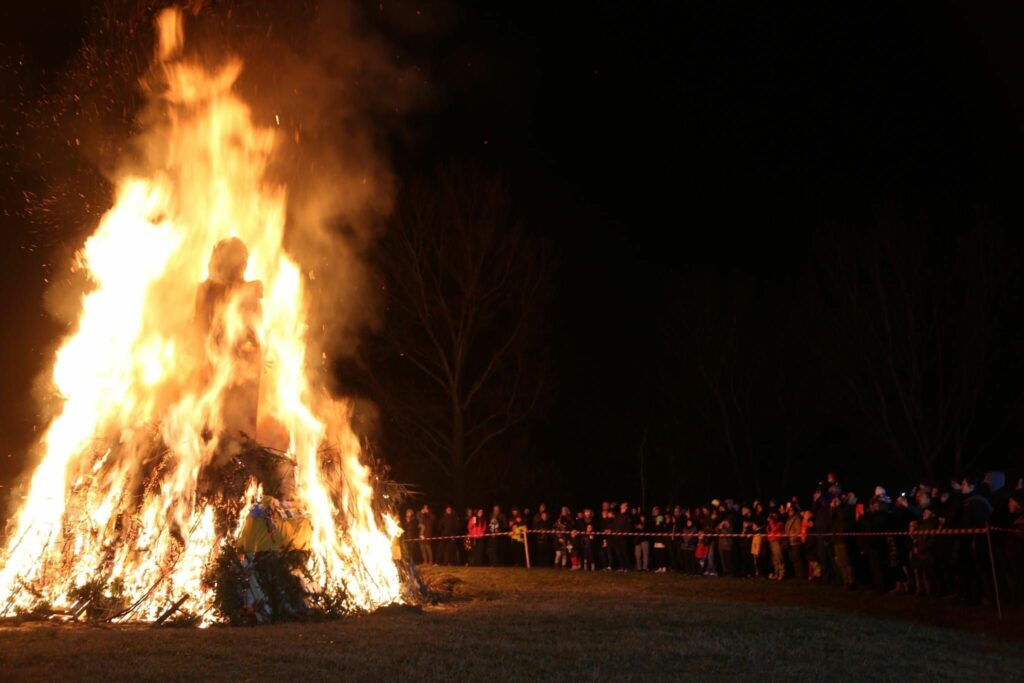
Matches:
[237,497,313,552]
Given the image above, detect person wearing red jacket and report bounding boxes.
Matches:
[467,509,487,566]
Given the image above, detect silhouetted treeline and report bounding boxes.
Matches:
[353,176,1024,506]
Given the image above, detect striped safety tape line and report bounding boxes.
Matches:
[404,527,1011,541]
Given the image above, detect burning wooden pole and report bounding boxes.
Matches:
[153,594,190,626]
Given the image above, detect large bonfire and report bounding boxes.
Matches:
[0,7,402,624]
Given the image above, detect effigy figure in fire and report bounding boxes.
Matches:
[193,238,305,548]
[195,236,263,455]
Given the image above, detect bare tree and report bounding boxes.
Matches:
[663,269,761,498]
[813,221,1013,478]
[371,164,553,505]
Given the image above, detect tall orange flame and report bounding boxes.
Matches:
[0,8,401,623]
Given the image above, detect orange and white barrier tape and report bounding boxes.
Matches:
[404,527,1015,542]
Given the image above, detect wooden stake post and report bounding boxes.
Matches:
[985,524,1003,620]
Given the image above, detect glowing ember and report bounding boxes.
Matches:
[0,8,401,623]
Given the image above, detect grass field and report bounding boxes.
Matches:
[1,567,1021,682]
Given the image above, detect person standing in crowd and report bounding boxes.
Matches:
[751,500,768,576]
[668,505,684,571]
[910,508,938,595]
[956,476,994,604]
[600,503,616,569]
[534,508,554,567]
[1005,490,1024,602]
[437,505,461,566]
[891,493,915,594]
[554,506,573,568]
[681,511,698,574]
[418,505,436,565]
[532,504,548,529]
[985,472,1009,527]
[716,510,735,577]
[529,503,547,562]
[573,509,594,569]
[746,510,763,577]
[863,489,892,592]
[487,505,509,566]
[510,511,528,567]
[468,508,487,566]
[726,502,743,576]
[813,487,834,584]
[738,506,754,577]
[785,503,805,580]
[633,508,650,571]
[582,522,598,570]
[462,506,474,562]
[831,492,857,589]
[700,505,719,576]
[403,508,421,563]
[651,506,669,572]
[612,502,633,571]
[802,509,819,580]
[767,511,785,580]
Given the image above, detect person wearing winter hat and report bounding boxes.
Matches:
[985,471,1010,527]
[874,486,892,505]
[985,471,1006,494]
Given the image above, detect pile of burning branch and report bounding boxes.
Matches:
[0,6,408,625]
[3,440,379,626]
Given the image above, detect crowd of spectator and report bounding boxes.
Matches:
[402,470,1024,606]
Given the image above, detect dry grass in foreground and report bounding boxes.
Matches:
[0,566,1021,682]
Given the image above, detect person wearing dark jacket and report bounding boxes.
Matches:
[534,510,554,566]
[487,505,509,566]
[668,506,685,571]
[575,509,595,569]
[1005,490,1024,603]
[633,510,650,571]
[651,507,669,572]
[813,488,834,584]
[717,513,736,577]
[553,508,574,568]
[863,494,892,592]
[831,493,856,588]
[910,509,939,595]
[891,495,915,593]
[956,477,994,604]
[403,508,422,563]
[720,502,742,577]
[599,506,615,569]
[681,513,699,574]
[612,502,633,571]
[984,472,1009,528]
[437,505,461,565]
[532,503,548,529]
[529,504,547,562]
[582,522,599,570]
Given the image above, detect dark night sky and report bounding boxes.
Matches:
[2,1,1024,506]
